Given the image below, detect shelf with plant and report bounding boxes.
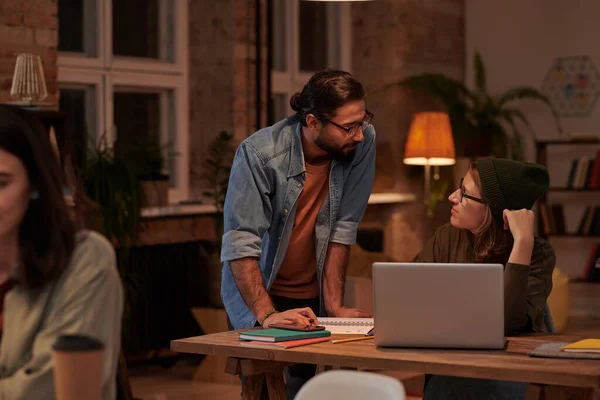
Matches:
[386,50,563,160]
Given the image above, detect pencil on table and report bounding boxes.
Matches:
[332,336,374,344]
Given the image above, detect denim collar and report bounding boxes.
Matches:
[287,117,307,178]
[286,115,338,178]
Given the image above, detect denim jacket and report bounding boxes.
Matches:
[220,115,376,329]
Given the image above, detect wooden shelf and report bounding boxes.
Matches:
[547,234,600,238]
[547,187,600,192]
[536,139,600,145]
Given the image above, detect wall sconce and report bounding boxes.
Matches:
[10,53,48,105]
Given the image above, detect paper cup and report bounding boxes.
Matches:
[52,335,105,400]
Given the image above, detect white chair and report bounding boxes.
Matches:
[295,370,406,400]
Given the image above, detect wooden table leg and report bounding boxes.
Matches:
[191,308,239,384]
[265,370,287,400]
[243,374,265,400]
[526,383,594,400]
[226,357,289,400]
[526,384,544,400]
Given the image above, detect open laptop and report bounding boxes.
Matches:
[372,262,505,349]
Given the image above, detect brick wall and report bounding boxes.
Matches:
[188,0,236,199]
[352,0,465,259]
[0,0,58,107]
[188,0,268,199]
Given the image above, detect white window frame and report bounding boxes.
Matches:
[57,0,189,203]
[271,0,352,119]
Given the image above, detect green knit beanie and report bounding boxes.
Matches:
[475,158,549,221]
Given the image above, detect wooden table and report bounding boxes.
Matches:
[172,331,600,400]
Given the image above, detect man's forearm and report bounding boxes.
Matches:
[229,257,275,322]
[323,242,350,315]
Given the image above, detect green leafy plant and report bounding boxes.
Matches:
[202,131,235,248]
[428,178,449,218]
[79,133,144,343]
[118,138,178,181]
[82,137,143,248]
[200,131,235,308]
[388,50,562,159]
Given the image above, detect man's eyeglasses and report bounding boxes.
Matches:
[459,178,486,204]
[325,110,374,138]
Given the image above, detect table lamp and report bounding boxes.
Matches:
[403,112,456,208]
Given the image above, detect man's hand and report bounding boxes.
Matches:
[262,307,319,328]
[331,306,371,318]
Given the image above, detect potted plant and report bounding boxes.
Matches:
[79,134,144,346]
[201,131,235,308]
[117,139,173,208]
[393,50,562,160]
[82,138,143,248]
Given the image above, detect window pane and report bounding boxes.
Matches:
[299,2,328,72]
[113,91,160,151]
[113,0,172,60]
[271,0,287,72]
[59,86,96,169]
[58,0,97,56]
[113,90,175,183]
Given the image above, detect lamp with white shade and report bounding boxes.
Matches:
[404,112,456,209]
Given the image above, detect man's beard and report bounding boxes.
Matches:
[314,134,357,163]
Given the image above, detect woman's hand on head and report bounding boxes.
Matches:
[503,209,535,243]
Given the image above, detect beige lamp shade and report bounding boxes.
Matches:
[403,112,456,166]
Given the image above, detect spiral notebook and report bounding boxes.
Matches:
[318,317,374,334]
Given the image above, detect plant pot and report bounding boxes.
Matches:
[140,175,169,208]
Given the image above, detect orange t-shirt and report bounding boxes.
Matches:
[269,160,330,299]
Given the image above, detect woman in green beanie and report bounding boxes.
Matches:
[414,157,556,400]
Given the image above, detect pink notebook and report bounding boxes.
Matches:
[239,336,330,349]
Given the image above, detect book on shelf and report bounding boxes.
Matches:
[576,205,600,236]
[538,203,565,235]
[550,204,566,234]
[584,243,600,282]
[567,151,600,188]
[538,203,552,235]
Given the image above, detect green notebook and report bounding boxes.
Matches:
[239,328,331,342]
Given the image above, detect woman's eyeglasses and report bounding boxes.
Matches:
[459,178,486,204]
[325,111,374,138]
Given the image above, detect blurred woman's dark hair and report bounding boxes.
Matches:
[0,105,76,289]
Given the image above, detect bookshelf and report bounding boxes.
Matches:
[535,139,600,282]
[547,188,600,192]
